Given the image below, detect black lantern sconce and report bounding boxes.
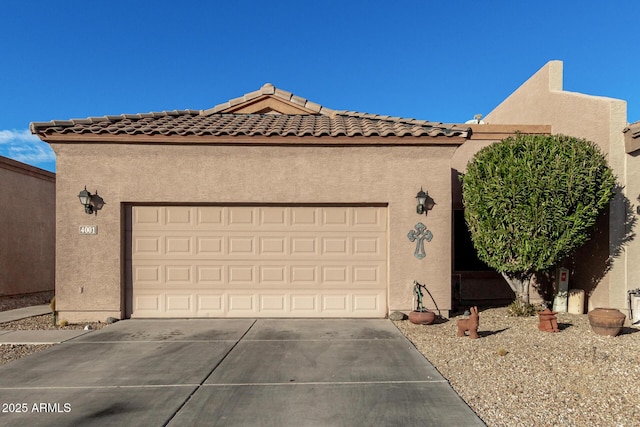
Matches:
[415,187,435,215]
[78,187,105,215]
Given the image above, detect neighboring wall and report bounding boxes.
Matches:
[0,157,55,296]
[484,60,629,311]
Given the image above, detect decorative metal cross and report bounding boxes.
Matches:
[407,222,433,259]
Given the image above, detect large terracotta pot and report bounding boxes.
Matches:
[409,310,436,325]
[587,308,626,337]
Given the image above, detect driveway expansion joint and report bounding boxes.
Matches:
[202,380,449,387]
[162,319,258,427]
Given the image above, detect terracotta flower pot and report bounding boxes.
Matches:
[409,310,436,325]
[588,308,626,337]
[538,308,559,332]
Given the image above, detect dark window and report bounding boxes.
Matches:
[453,210,493,272]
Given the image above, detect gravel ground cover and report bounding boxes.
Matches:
[0,291,53,312]
[0,293,106,366]
[394,307,640,427]
[2,293,639,426]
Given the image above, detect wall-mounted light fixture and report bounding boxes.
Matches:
[78,187,105,215]
[416,187,435,215]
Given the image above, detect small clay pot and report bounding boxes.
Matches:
[409,310,436,325]
[587,308,626,337]
[538,308,559,332]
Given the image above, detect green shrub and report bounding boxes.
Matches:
[461,133,615,304]
[506,299,539,317]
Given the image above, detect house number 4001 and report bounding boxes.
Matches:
[79,225,98,235]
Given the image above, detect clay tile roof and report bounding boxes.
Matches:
[31,112,470,139]
[30,84,470,140]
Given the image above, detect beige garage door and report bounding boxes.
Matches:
[129,206,387,318]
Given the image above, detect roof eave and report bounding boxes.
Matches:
[36,133,468,147]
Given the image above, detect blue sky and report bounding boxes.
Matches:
[2,1,639,173]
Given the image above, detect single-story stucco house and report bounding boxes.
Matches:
[0,156,55,296]
[30,60,637,322]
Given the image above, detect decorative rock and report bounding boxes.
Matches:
[389,311,407,321]
[588,308,626,336]
[105,317,119,324]
[84,325,93,331]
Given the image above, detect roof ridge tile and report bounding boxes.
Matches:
[260,83,276,95]
[273,88,293,101]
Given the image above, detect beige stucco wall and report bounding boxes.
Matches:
[0,157,55,296]
[484,60,630,312]
[50,141,458,322]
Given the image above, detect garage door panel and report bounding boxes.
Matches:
[259,237,287,255]
[197,206,224,226]
[134,206,162,226]
[353,294,382,312]
[133,207,389,231]
[196,237,223,255]
[228,265,255,284]
[228,236,255,255]
[165,265,192,283]
[290,265,317,284]
[228,294,255,311]
[260,207,287,226]
[133,260,384,288]
[166,294,193,312]
[353,236,384,256]
[322,208,349,226]
[352,207,385,229]
[321,265,349,283]
[321,237,348,255]
[165,207,194,226]
[135,234,384,260]
[290,207,318,226]
[259,265,287,284]
[197,266,224,284]
[290,294,319,312]
[133,236,162,255]
[166,236,193,255]
[130,206,387,318]
[134,265,161,284]
[322,294,350,313]
[228,207,257,226]
[135,294,161,311]
[197,294,224,312]
[353,265,382,284]
[260,294,287,312]
[290,237,316,255]
[131,290,387,318]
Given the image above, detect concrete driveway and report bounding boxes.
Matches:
[0,319,484,426]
